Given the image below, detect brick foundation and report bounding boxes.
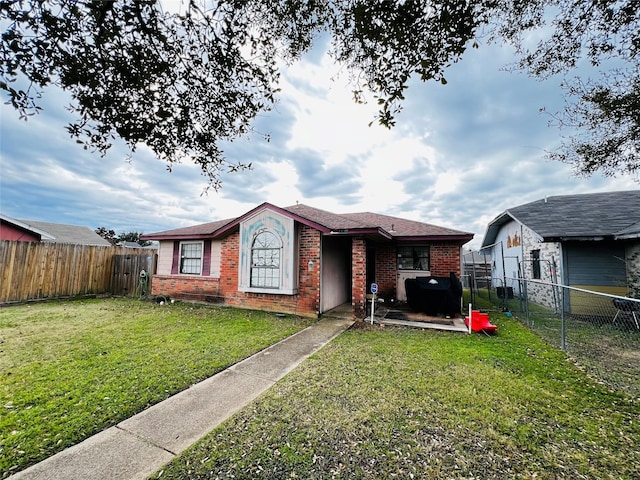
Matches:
[151,275,221,303]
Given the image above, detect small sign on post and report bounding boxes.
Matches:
[370,283,378,324]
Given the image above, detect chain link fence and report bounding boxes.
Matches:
[466,276,640,399]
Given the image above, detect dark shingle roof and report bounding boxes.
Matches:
[282,204,367,231]
[341,211,472,238]
[283,204,472,239]
[143,203,473,242]
[143,219,234,238]
[481,190,640,247]
[616,221,640,239]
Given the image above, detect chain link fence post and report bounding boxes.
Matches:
[560,286,566,350]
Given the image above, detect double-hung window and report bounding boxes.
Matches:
[250,231,280,288]
[180,241,203,275]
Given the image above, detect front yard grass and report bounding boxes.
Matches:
[154,312,640,479]
[475,289,640,399]
[0,298,312,477]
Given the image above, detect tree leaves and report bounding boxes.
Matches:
[1,1,279,188]
[494,0,639,178]
[549,75,640,177]
[1,1,638,186]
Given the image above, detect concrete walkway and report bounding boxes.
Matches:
[10,317,354,480]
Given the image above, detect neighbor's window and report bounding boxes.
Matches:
[180,241,203,275]
[251,231,281,288]
[531,249,541,279]
[397,246,430,270]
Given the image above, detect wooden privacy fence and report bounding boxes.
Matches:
[0,241,157,304]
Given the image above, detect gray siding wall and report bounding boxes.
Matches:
[564,241,626,286]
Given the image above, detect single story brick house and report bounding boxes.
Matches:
[141,203,473,318]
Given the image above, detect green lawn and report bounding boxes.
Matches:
[0,298,312,477]
[473,289,640,399]
[154,312,640,479]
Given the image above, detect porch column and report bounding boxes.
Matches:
[352,237,367,318]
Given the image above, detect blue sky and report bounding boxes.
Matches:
[1,34,637,250]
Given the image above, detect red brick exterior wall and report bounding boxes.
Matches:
[151,226,462,317]
[375,245,397,299]
[370,243,461,300]
[429,242,462,277]
[352,237,367,317]
[219,232,239,300]
[220,226,321,317]
[297,226,321,314]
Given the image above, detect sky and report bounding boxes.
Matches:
[1,30,638,250]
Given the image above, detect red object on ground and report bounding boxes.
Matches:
[465,310,498,334]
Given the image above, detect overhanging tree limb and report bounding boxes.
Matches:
[1,0,638,185]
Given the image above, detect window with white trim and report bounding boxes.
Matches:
[250,231,280,288]
[180,241,203,274]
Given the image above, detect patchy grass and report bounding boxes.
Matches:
[0,298,312,477]
[154,313,640,479]
[474,289,640,399]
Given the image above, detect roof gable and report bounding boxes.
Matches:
[216,202,336,237]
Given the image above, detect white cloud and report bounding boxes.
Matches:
[1,36,636,248]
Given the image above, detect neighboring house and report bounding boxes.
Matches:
[0,214,112,246]
[120,241,143,248]
[141,202,473,318]
[119,241,158,250]
[0,214,55,242]
[480,191,640,309]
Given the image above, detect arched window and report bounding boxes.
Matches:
[250,230,281,288]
